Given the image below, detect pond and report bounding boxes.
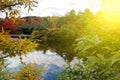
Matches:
[5,38,78,80]
[6,50,65,80]
[7,50,66,68]
[6,49,79,80]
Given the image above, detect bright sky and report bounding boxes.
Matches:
[0,0,100,18]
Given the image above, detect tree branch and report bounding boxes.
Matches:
[0,2,21,11]
[0,54,10,60]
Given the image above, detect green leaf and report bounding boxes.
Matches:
[110,53,120,66]
[87,56,100,64]
[97,54,106,64]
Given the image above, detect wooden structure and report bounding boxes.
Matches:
[10,34,31,39]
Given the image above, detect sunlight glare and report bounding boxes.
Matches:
[100,0,120,23]
[99,0,120,31]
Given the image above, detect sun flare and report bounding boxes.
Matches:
[100,0,120,23]
[99,0,120,31]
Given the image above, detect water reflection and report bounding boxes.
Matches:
[7,50,66,68]
[6,50,66,80]
[6,50,80,80]
[36,42,76,61]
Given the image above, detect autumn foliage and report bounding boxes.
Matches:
[0,18,25,34]
[15,63,43,80]
[0,30,36,60]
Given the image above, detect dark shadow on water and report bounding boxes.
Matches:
[36,41,76,61]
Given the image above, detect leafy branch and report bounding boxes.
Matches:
[0,2,22,11]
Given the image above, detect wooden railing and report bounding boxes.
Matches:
[10,34,31,38]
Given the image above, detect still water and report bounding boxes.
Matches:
[6,50,65,80]
[7,50,66,68]
[6,50,79,80]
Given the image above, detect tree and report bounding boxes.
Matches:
[0,0,38,79]
[58,7,120,79]
[0,0,37,33]
[0,0,37,18]
[0,1,37,78]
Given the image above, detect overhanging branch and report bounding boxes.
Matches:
[0,2,21,11]
[0,54,10,60]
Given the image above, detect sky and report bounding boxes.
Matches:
[0,0,100,18]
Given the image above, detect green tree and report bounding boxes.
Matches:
[58,8,120,80]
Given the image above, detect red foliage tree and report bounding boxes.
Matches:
[0,18,25,34]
